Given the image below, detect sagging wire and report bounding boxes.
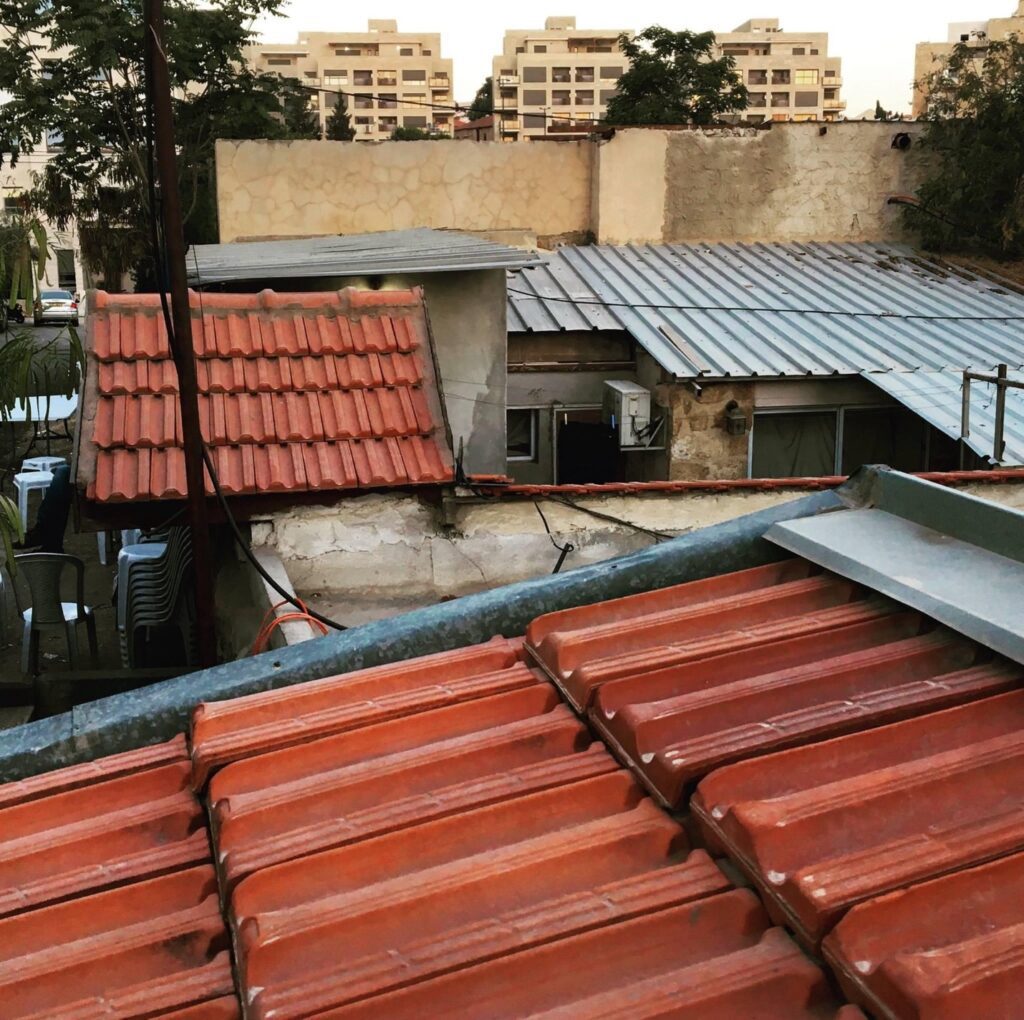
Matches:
[533,499,575,574]
[252,598,330,655]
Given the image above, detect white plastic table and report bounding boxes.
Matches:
[5,393,79,456]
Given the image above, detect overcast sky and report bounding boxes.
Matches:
[251,1,994,115]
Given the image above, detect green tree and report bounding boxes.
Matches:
[324,95,356,141]
[466,76,493,121]
[874,99,891,121]
[604,27,747,126]
[279,78,321,139]
[906,37,1024,257]
[390,125,436,141]
[0,0,299,287]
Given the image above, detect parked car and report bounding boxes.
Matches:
[33,289,78,326]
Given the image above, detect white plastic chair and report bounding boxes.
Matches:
[23,456,66,474]
[14,471,53,529]
[13,552,98,674]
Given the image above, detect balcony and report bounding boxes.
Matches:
[575,71,595,83]
[824,76,843,86]
[552,72,571,83]
[501,119,521,132]
[378,73,397,85]
[748,73,768,85]
[497,74,520,85]
[430,76,449,88]
[824,99,847,110]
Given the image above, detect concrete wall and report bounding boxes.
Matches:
[217,123,926,249]
[216,138,593,244]
[251,480,1024,606]
[594,123,929,245]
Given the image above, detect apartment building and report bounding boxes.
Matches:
[491,17,631,142]
[715,19,844,124]
[246,20,454,140]
[913,3,1024,117]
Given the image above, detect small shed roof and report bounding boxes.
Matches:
[188,228,539,286]
[506,242,1024,379]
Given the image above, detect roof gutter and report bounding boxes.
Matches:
[0,477,862,782]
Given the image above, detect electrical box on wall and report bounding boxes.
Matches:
[602,380,654,448]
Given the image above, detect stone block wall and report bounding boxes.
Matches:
[664,382,755,481]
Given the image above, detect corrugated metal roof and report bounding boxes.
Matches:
[189,228,539,285]
[78,287,454,503]
[692,690,1024,950]
[507,243,1024,379]
[823,852,1024,1019]
[865,368,1024,467]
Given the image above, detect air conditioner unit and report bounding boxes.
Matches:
[602,380,652,448]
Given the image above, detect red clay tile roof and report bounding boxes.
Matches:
[77,287,454,503]
[186,638,856,1018]
[0,737,237,1019]
[823,852,1024,1020]
[692,690,1024,950]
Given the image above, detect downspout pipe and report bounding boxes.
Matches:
[0,480,855,782]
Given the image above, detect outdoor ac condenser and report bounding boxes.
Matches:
[602,380,652,448]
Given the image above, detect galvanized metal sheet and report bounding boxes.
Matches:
[507,243,1024,379]
[864,368,1024,467]
[189,228,539,284]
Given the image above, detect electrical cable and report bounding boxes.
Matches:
[506,285,1024,322]
[533,499,574,573]
[142,18,347,635]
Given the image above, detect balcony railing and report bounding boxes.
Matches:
[501,119,521,131]
[824,76,843,86]
[430,77,449,88]
[378,74,397,85]
[823,99,847,110]
[575,72,595,83]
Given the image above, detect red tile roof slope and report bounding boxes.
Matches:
[78,287,454,503]
[823,852,1024,1020]
[189,639,858,1019]
[190,636,527,787]
[691,691,1024,950]
[0,736,239,1019]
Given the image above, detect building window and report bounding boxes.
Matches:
[403,115,428,127]
[267,57,292,66]
[552,66,571,83]
[576,90,594,106]
[600,89,618,105]
[810,48,820,55]
[522,89,547,106]
[45,128,64,149]
[600,66,622,81]
[751,411,837,477]
[748,70,768,85]
[792,47,806,56]
[507,409,538,461]
[795,69,819,85]
[772,69,791,85]
[522,66,547,83]
[400,47,414,56]
[323,71,348,85]
[534,45,547,53]
[795,91,819,108]
[551,90,570,106]
[771,93,791,108]
[353,70,373,86]
[423,49,432,56]
[402,69,426,81]
[748,92,767,108]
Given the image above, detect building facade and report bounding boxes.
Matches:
[913,4,1024,117]
[715,19,844,124]
[245,20,454,140]
[491,17,630,142]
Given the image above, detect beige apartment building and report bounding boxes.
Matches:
[715,19,844,124]
[245,20,454,140]
[491,17,631,142]
[913,3,1024,117]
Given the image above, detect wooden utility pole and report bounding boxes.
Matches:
[145,0,217,666]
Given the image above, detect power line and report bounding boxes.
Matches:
[506,286,1024,323]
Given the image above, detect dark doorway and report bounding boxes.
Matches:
[556,407,621,484]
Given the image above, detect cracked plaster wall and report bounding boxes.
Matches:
[216,138,593,243]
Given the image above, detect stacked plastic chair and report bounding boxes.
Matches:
[116,526,198,668]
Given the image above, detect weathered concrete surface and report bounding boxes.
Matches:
[250,488,813,599]
[216,138,593,243]
[216,124,929,249]
[657,123,928,245]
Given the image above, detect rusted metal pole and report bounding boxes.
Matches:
[145,0,217,666]
[994,363,1007,463]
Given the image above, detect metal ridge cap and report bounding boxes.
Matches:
[0,485,851,783]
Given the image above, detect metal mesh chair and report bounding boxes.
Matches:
[13,552,98,675]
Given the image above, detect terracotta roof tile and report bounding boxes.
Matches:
[0,867,234,1020]
[526,560,895,711]
[210,686,617,891]
[591,614,1020,809]
[80,288,453,504]
[823,852,1024,1020]
[191,637,527,786]
[291,890,851,1020]
[691,690,1024,950]
[0,745,209,919]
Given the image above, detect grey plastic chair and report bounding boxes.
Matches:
[13,552,99,674]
